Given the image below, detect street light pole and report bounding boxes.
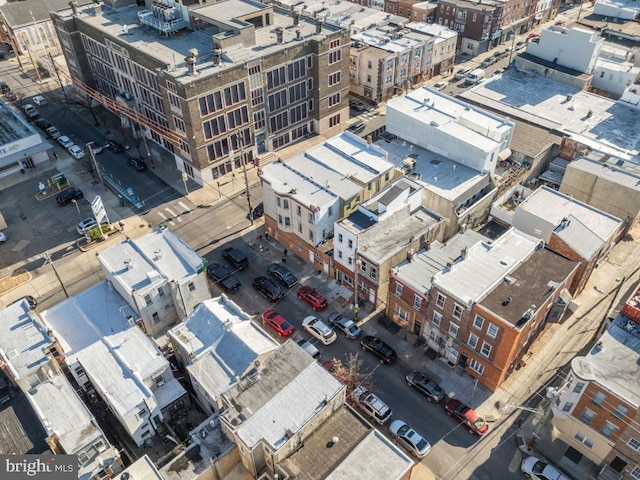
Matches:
[507,28,517,66]
[86,142,106,192]
[43,252,68,298]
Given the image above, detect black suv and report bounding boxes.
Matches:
[405,370,446,402]
[128,157,147,172]
[247,202,264,220]
[361,335,397,364]
[56,187,84,206]
[266,263,298,289]
[107,139,124,153]
[348,121,366,134]
[252,276,284,302]
[207,262,241,294]
[222,247,249,270]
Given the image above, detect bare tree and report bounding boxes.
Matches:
[328,353,374,406]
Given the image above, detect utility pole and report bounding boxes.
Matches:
[49,52,66,102]
[232,132,253,225]
[44,252,69,298]
[353,249,361,321]
[86,142,106,192]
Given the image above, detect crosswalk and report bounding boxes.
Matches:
[155,201,193,227]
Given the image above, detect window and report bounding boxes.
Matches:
[152,312,160,324]
[158,287,165,298]
[188,282,195,292]
[328,92,341,107]
[613,404,628,420]
[449,323,459,338]
[348,239,353,248]
[473,314,484,329]
[308,212,314,223]
[328,71,341,86]
[468,333,479,349]
[338,233,343,243]
[328,49,341,65]
[480,342,492,358]
[453,303,463,319]
[469,358,484,375]
[138,408,147,418]
[370,266,377,280]
[562,402,574,412]
[573,381,585,393]
[628,438,640,451]
[75,366,85,376]
[601,421,618,439]
[631,467,640,480]
[297,205,302,216]
[432,311,442,326]
[574,432,594,448]
[580,408,596,425]
[414,295,422,309]
[338,250,343,259]
[308,230,314,242]
[285,217,291,227]
[436,293,446,309]
[487,323,499,339]
[283,199,289,209]
[395,306,408,322]
[78,451,89,464]
[395,283,403,296]
[592,391,606,407]
[144,294,152,306]
[329,114,340,127]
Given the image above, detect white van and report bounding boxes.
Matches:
[465,69,485,86]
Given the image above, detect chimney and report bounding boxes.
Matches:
[407,248,415,262]
[276,27,284,44]
[293,10,300,26]
[366,134,372,144]
[315,18,323,34]
[212,48,222,66]
[461,247,467,258]
[93,1,102,15]
[296,29,301,40]
[185,48,199,76]
[69,1,79,15]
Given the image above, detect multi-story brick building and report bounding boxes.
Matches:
[551,307,640,479]
[52,0,350,186]
[388,227,578,391]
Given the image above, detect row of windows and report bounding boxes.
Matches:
[133,64,160,92]
[202,106,249,140]
[206,128,252,162]
[266,57,311,90]
[198,81,247,116]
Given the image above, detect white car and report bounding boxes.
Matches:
[389,420,431,458]
[77,218,97,235]
[68,144,85,159]
[46,126,61,139]
[352,386,392,425]
[521,456,570,480]
[302,316,337,345]
[433,81,447,90]
[57,136,74,148]
[32,95,46,106]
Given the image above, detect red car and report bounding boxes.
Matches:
[262,309,295,337]
[297,285,329,311]
[445,399,488,436]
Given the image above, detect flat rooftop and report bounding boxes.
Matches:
[460,70,640,156]
[567,155,640,191]
[375,136,490,202]
[393,229,490,295]
[63,1,341,85]
[480,248,577,327]
[0,101,34,146]
[572,315,640,408]
[352,28,423,53]
[434,228,543,304]
[0,301,53,380]
[518,186,622,241]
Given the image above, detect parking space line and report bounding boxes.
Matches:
[178,201,192,214]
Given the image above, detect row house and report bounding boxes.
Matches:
[333,176,445,309]
[551,311,640,480]
[436,0,499,54]
[388,227,578,391]
[168,296,279,415]
[385,0,426,19]
[511,186,624,294]
[98,228,208,336]
[409,1,440,23]
[259,131,397,273]
[406,22,458,76]
[41,281,190,448]
[52,0,350,186]
[0,300,122,479]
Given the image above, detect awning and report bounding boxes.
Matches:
[0,142,53,168]
[498,148,512,161]
[558,288,573,305]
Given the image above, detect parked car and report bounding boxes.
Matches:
[68,144,85,159]
[493,68,506,76]
[10,295,37,309]
[32,95,47,106]
[480,57,497,68]
[349,100,366,111]
[389,420,432,458]
[262,309,295,337]
[0,232,6,243]
[34,118,51,130]
[23,103,39,119]
[56,187,84,206]
[247,202,264,220]
[433,81,447,91]
[77,217,98,235]
[87,142,104,154]
[206,262,241,294]
[347,120,366,134]
[107,139,124,153]
[444,399,488,435]
[521,456,570,480]
[328,313,362,339]
[222,247,249,271]
[127,157,147,171]
[302,316,337,345]
[46,126,61,139]
[57,135,74,149]
[515,41,526,51]
[405,370,446,402]
[252,276,284,302]
[361,335,397,364]
[296,337,321,360]
[454,67,472,80]
[266,262,298,289]
[352,386,392,425]
[297,285,328,311]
